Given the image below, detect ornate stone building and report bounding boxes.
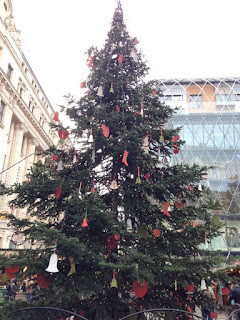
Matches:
[0,0,59,248]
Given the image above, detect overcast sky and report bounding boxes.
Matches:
[11,0,240,110]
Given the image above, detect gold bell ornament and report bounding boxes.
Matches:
[110,271,118,288]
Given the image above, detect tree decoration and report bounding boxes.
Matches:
[198,180,202,191]
[78,182,82,199]
[58,130,69,140]
[200,279,207,290]
[88,128,94,143]
[153,224,160,237]
[116,105,120,112]
[127,217,132,232]
[110,271,118,288]
[142,135,149,154]
[186,284,194,292]
[152,90,156,97]
[45,253,59,273]
[11,231,26,246]
[136,166,141,184]
[107,235,118,250]
[5,266,20,279]
[55,187,62,200]
[210,312,218,319]
[145,173,150,180]
[163,201,170,217]
[101,123,110,138]
[140,102,144,116]
[97,84,104,97]
[53,111,60,122]
[52,153,58,161]
[159,128,164,143]
[110,179,119,190]
[27,176,30,184]
[37,273,52,288]
[82,209,88,227]
[130,47,138,62]
[187,184,194,191]
[221,287,230,295]
[110,81,114,93]
[91,180,96,193]
[122,150,129,167]
[67,257,76,277]
[88,56,94,67]
[118,54,123,64]
[11,203,14,213]
[132,281,148,298]
[80,80,86,88]
[56,159,63,171]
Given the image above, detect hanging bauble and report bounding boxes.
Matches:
[132,281,148,298]
[116,105,120,112]
[159,128,164,143]
[198,181,202,191]
[52,154,58,161]
[186,284,194,292]
[56,159,63,171]
[37,273,52,288]
[109,81,114,93]
[101,124,110,138]
[81,217,88,227]
[122,150,129,167]
[88,128,94,143]
[58,130,69,140]
[53,112,60,122]
[45,253,59,273]
[110,271,118,288]
[145,173,150,180]
[130,48,138,62]
[210,312,218,319]
[106,236,118,250]
[153,229,160,237]
[110,179,119,190]
[88,56,94,67]
[97,85,104,97]
[67,257,76,277]
[11,231,26,246]
[118,54,123,64]
[127,218,132,232]
[55,187,62,200]
[163,201,170,217]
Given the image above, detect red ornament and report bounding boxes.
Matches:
[153,229,160,237]
[5,266,20,279]
[53,112,60,122]
[27,176,30,184]
[116,105,120,112]
[132,281,148,298]
[52,154,58,161]
[80,81,86,88]
[37,273,52,288]
[122,150,129,167]
[106,236,118,250]
[145,173,150,180]
[173,148,179,154]
[118,54,123,64]
[187,184,194,191]
[81,217,88,227]
[186,284,194,292]
[164,201,170,217]
[88,56,94,67]
[58,130,69,140]
[114,234,120,241]
[101,124,110,138]
[172,135,180,143]
[221,287,230,295]
[210,312,218,319]
[55,187,62,200]
[176,202,184,209]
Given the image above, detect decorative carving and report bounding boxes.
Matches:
[15,122,28,134]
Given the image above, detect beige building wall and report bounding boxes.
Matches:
[0,0,59,249]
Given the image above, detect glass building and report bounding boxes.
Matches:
[158,78,240,253]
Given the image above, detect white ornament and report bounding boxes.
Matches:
[97,85,104,97]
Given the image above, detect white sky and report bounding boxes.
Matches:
[11,0,240,110]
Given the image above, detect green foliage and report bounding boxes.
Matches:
[0,2,227,319]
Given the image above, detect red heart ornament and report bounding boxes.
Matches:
[145,173,150,180]
[5,266,20,279]
[153,229,160,237]
[114,234,119,241]
[173,148,179,154]
[210,312,218,319]
[106,236,118,250]
[52,154,58,161]
[58,130,69,140]
[186,284,194,292]
[101,124,110,138]
[221,287,230,295]
[37,273,52,288]
[132,281,148,298]
[55,187,62,199]
[116,105,120,112]
[176,202,184,209]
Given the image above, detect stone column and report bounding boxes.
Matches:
[23,137,39,180]
[0,103,13,175]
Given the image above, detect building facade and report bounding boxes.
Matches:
[0,0,59,248]
[159,78,240,253]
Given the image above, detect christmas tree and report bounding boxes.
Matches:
[0,1,224,319]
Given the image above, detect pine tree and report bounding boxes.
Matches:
[0,2,224,319]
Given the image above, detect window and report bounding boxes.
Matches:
[216,94,231,104]
[19,87,24,98]
[4,2,7,11]
[0,100,5,122]
[6,64,13,79]
[189,94,203,108]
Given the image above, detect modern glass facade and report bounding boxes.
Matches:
[158,78,240,252]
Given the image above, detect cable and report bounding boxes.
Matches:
[0,152,35,175]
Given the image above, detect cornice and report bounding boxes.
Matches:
[0,69,55,148]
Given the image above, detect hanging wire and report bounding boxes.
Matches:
[0,152,35,176]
